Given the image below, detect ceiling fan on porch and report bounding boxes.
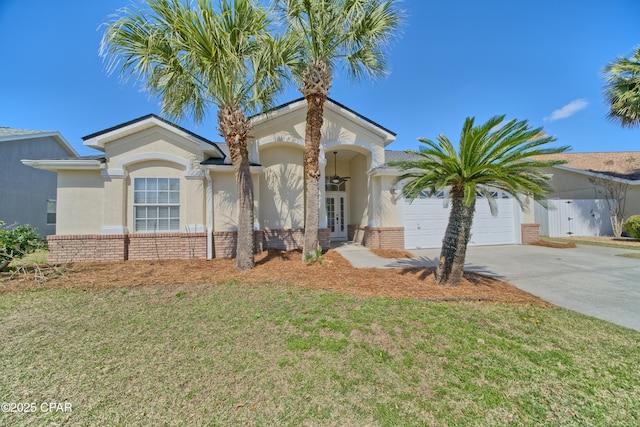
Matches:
[328,151,350,184]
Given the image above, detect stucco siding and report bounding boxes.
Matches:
[212,171,239,231]
[259,144,304,229]
[544,167,640,219]
[627,189,640,217]
[251,112,306,147]
[107,127,204,168]
[348,153,370,227]
[544,168,600,199]
[56,170,105,235]
[379,175,399,227]
[322,108,386,167]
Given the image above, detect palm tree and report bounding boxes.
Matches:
[603,47,640,128]
[101,0,296,270]
[278,0,402,260]
[390,115,569,286]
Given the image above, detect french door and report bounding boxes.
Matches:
[326,192,347,240]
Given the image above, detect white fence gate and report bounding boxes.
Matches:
[535,199,613,237]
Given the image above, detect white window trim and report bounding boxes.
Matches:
[46,199,56,225]
[133,178,181,233]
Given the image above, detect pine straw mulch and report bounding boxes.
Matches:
[0,249,550,307]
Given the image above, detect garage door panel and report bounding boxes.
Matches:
[403,197,517,249]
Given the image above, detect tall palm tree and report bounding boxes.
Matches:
[390,115,569,286]
[101,0,296,270]
[603,47,640,128]
[278,0,402,260]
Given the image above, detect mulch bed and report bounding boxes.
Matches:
[0,249,551,306]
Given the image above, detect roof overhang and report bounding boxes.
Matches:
[202,164,263,173]
[551,164,640,186]
[367,167,401,177]
[21,158,105,172]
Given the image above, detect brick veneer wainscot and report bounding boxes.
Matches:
[48,229,332,263]
[521,223,541,245]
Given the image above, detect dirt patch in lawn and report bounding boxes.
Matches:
[0,249,550,306]
[530,240,577,249]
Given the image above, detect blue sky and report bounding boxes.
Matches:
[1,0,639,156]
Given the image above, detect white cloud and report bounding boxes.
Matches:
[544,99,589,122]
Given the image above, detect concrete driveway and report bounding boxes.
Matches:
[335,243,640,332]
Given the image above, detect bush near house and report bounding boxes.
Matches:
[624,215,640,238]
[0,220,47,270]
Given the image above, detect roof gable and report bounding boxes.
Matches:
[0,127,78,157]
[82,114,225,160]
[250,98,396,146]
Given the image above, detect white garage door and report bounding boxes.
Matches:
[402,191,520,249]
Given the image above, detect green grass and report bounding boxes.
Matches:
[6,249,48,268]
[617,252,640,259]
[1,282,639,426]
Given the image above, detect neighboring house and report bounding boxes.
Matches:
[532,152,640,237]
[0,127,78,236]
[23,99,540,262]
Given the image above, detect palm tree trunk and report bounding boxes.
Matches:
[301,58,331,260]
[218,106,254,271]
[302,95,324,258]
[436,188,475,286]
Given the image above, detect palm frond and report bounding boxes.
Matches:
[390,115,570,210]
[602,46,640,128]
[278,0,403,85]
[101,0,294,125]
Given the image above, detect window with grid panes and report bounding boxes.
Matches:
[133,178,180,232]
[46,200,56,224]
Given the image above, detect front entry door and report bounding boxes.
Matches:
[326,192,347,240]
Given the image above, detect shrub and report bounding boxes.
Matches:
[304,246,325,265]
[623,215,640,239]
[0,221,47,267]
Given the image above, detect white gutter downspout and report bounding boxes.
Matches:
[205,172,214,259]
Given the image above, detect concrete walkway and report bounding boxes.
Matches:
[334,242,640,332]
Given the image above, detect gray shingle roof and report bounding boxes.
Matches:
[531,152,640,180]
[0,127,56,138]
[374,150,421,169]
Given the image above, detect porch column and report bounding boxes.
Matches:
[369,175,381,227]
[101,169,127,234]
[205,172,214,259]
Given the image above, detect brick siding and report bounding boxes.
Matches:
[128,232,207,260]
[48,228,334,263]
[47,234,127,263]
[213,228,330,258]
[521,223,541,245]
[349,226,405,250]
[47,232,206,263]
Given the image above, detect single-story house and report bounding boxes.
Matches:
[532,152,640,237]
[23,99,541,262]
[0,127,78,236]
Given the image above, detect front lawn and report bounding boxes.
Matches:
[1,281,638,426]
